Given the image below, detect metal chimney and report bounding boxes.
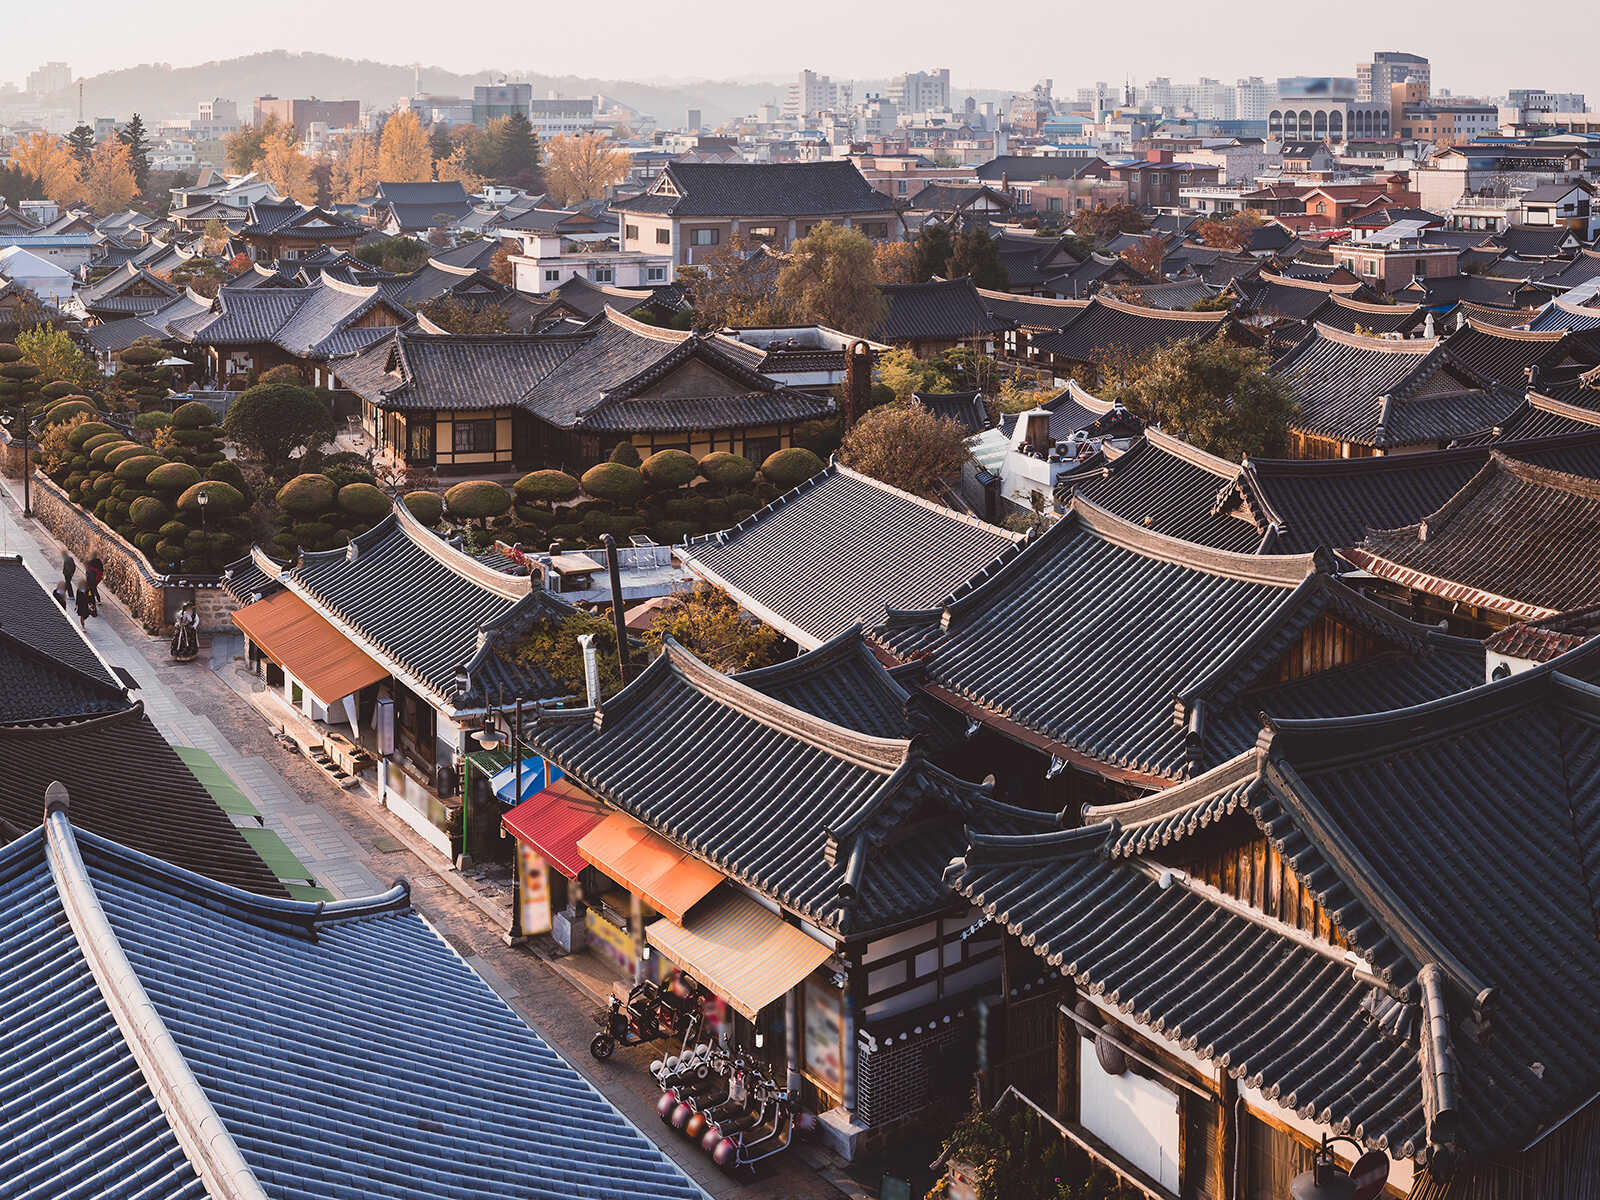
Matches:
[578,633,601,708]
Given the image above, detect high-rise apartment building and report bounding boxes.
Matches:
[889,69,951,114]
[784,70,852,120]
[1357,52,1429,103]
[25,62,71,94]
[1234,77,1273,122]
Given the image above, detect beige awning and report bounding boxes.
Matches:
[645,888,834,1021]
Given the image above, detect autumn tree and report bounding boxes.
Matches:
[644,582,782,673]
[200,218,231,257]
[223,118,279,176]
[377,109,432,182]
[82,138,138,213]
[544,132,627,205]
[874,240,920,285]
[876,346,956,400]
[333,132,381,202]
[681,236,789,327]
[774,222,887,335]
[913,223,953,280]
[432,145,483,193]
[1099,338,1299,461]
[839,402,972,496]
[16,327,96,391]
[1074,202,1148,244]
[947,226,1010,290]
[11,132,81,207]
[256,133,316,204]
[1193,210,1266,251]
[489,242,515,285]
[417,295,508,333]
[1121,232,1167,279]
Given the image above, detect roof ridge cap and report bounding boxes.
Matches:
[1142,427,1240,477]
[604,303,690,342]
[1070,494,1318,585]
[1314,321,1438,352]
[1259,269,1362,295]
[392,501,532,600]
[1095,292,1229,322]
[833,463,1021,540]
[1084,749,1258,827]
[1460,318,1566,342]
[1328,294,1421,315]
[1526,390,1600,423]
[44,809,271,1200]
[1061,377,1114,414]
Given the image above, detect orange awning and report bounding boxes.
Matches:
[232,590,389,706]
[646,889,834,1020]
[577,812,725,925]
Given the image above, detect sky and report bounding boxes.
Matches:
[8,0,1599,97]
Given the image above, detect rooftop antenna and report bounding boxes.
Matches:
[77,80,83,124]
[413,63,421,97]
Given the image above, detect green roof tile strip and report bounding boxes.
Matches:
[239,827,317,884]
[173,747,261,820]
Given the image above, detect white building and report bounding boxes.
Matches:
[1234,77,1274,123]
[784,70,852,120]
[890,69,951,114]
[508,230,673,291]
[0,246,73,305]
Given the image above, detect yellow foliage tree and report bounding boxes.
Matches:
[544,132,627,206]
[433,145,483,194]
[82,138,137,214]
[377,110,432,182]
[255,133,316,204]
[11,132,82,207]
[333,132,381,202]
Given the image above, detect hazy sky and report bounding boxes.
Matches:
[9,0,1598,96]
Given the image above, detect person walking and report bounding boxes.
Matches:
[51,581,67,609]
[61,551,76,600]
[75,582,94,630]
[85,556,104,610]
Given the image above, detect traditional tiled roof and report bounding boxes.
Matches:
[1466,389,1600,442]
[911,390,989,435]
[995,379,1143,444]
[1453,301,1542,329]
[951,648,1600,1169]
[534,275,662,321]
[682,463,1018,649]
[976,155,1100,183]
[1485,604,1600,662]
[614,161,891,218]
[1489,223,1577,259]
[0,557,128,725]
[535,636,1041,936]
[1224,431,1600,554]
[1031,294,1228,365]
[1113,277,1216,311]
[239,199,364,242]
[0,811,705,1200]
[1306,293,1425,336]
[1529,297,1600,332]
[1056,429,1264,553]
[1273,324,1518,449]
[185,276,411,361]
[1346,451,1600,620]
[76,261,181,316]
[1231,269,1365,322]
[975,285,1089,331]
[871,497,1463,782]
[283,505,573,707]
[877,277,1011,343]
[335,327,581,412]
[1440,320,1580,390]
[220,546,286,603]
[733,626,915,739]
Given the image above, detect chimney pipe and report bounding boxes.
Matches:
[601,533,633,683]
[843,340,872,432]
[578,633,601,708]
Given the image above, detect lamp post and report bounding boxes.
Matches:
[1289,1134,1389,1200]
[196,485,209,535]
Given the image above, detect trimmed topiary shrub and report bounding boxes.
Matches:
[92,475,116,498]
[271,532,299,556]
[203,459,251,502]
[580,462,646,505]
[760,447,825,489]
[276,473,338,516]
[68,421,117,449]
[663,495,706,521]
[90,441,134,466]
[641,449,699,489]
[513,470,581,503]
[41,398,96,426]
[402,490,444,525]
[134,410,173,435]
[651,520,694,545]
[83,431,124,453]
[444,480,512,523]
[158,520,188,542]
[290,521,340,549]
[177,480,245,516]
[147,461,202,492]
[129,497,169,530]
[336,482,390,521]
[171,400,217,429]
[698,452,756,489]
[38,380,78,402]
[548,523,585,542]
[113,455,166,483]
[609,440,642,467]
[104,443,150,468]
[135,531,160,554]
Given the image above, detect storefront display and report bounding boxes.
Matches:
[803,977,846,1099]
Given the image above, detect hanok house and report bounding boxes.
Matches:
[237,198,366,262]
[1343,451,1600,635]
[876,277,1013,357]
[183,274,413,389]
[614,160,905,269]
[1028,295,1231,386]
[867,496,1484,810]
[975,288,1090,364]
[333,306,837,474]
[228,505,582,858]
[946,643,1600,1200]
[1271,324,1520,459]
[367,179,475,236]
[74,261,181,322]
[1440,319,1600,392]
[680,461,1019,650]
[530,630,1049,1159]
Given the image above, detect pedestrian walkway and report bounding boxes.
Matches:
[0,479,384,900]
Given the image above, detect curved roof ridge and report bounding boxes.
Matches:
[413,309,450,335]
[602,303,693,344]
[1141,426,1241,477]
[1325,293,1422,315]
[426,255,479,277]
[1459,318,1567,343]
[1094,292,1231,323]
[1060,376,1116,414]
[318,273,379,300]
[731,623,911,703]
[951,821,1115,870]
[1311,321,1440,353]
[1068,494,1318,585]
[1526,390,1600,423]
[391,500,533,600]
[1258,269,1364,295]
[975,284,1089,309]
[1084,749,1258,830]
[833,462,1020,540]
[659,635,912,773]
[44,806,271,1200]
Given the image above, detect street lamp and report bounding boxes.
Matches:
[196,486,209,535]
[1289,1135,1389,1200]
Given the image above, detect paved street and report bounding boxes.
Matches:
[0,479,857,1200]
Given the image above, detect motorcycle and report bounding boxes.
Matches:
[593,972,707,1060]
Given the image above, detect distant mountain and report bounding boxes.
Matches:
[47,51,786,126]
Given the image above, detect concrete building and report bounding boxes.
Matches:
[194,98,240,139]
[784,70,851,120]
[889,69,951,114]
[472,82,531,123]
[528,98,596,136]
[253,96,361,133]
[1508,90,1588,116]
[1234,77,1274,123]
[24,62,70,94]
[1358,51,1429,103]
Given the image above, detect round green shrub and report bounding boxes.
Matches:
[640,449,698,489]
[698,452,756,488]
[129,497,170,530]
[663,496,705,521]
[40,399,96,426]
[336,482,390,520]
[68,421,117,449]
[134,410,173,434]
[276,473,337,516]
[119,343,165,368]
[402,491,444,525]
[105,443,150,468]
[83,431,123,453]
[170,428,216,448]
[513,470,580,503]
[147,461,201,492]
[64,472,87,492]
[171,401,217,429]
[290,521,340,549]
[444,480,512,521]
[135,531,160,554]
[271,532,299,555]
[760,447,825,489]
[651,520,694,545]
[113,455,166,483]
[154,539,184,562]
[580,462,646,505]
[177,480,245,515]
[609,440,642,467]
[39,380,78,400]
[159,520,188,542]
[90,440,134,466]
[92,475,116,498]
[702,498,731,525]
[548,522,584,542]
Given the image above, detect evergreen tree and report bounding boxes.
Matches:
[119,113,151,193]
[428,123,454,166]
[948,226,1010,291]
[913,224,953,281]
[498,112,539,178]
[67,124,96,164]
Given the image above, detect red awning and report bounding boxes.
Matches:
[500,778,609,879]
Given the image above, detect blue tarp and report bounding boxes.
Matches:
[489,757,564,805]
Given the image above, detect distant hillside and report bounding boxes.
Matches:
[47,51,785,126]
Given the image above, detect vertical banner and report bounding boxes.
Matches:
[519,841,552,935]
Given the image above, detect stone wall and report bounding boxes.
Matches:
[28,472,237,634]
[0,429,26,480]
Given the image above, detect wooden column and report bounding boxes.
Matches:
[1214,1072,1238,1200]
[1055,990,1077,1121]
